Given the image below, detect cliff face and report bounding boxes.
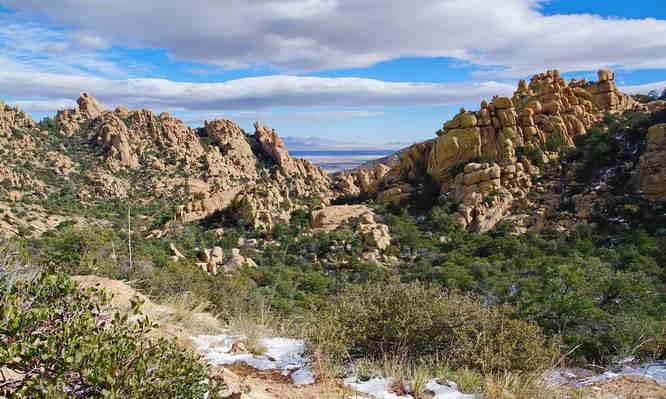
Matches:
[336,69,656,232]
[639,123,666,201]
[0,94,332,237]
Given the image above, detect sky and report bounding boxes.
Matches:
[0,0,665,149]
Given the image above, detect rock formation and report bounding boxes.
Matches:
[0,101,36,136]
[639,123,666,201]
[0,91,336,237]
[312,205,391,250]
[335,69,645,231]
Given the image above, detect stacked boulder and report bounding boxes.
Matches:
[449,160,534,232]
[341,69,642,231]
[639,124,666,201]
[311,204,391,251]
[335,163,392,198]
[586,69,640,112]
[55,93,105,136]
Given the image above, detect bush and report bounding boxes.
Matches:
[307,282,557,373]
[0,272,222,398]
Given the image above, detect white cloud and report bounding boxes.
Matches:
[281,135,407,151]
[621,81,666,95]
[12,99,77,113]
[2,0,665,76]
[0,70,516,113]
[179,110,385,125]
[73,32,110,50]
[0,15,148,78]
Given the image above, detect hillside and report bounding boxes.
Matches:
[2,69,666,398]
[0,94,332,238]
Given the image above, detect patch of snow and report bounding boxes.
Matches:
[343,377,474,399]
[425,379,475,399]
[291,366,316,385]
[193,334,315,385]
[578,361,666,386]
[344,377,408,399]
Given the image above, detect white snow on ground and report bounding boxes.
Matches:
[193,334,315,385]
[343,377,474,399]
[425,379,476,399]
[578,361,666,386]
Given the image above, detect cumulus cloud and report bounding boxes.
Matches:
[0,70,516,112]
[2,0,666,75]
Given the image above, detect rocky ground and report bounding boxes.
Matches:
[77,274,666,399]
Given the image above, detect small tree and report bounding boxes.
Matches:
[0,272,223,398]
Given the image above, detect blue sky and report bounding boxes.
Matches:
[0,0,664,149]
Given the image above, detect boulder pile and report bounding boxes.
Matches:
[335,69,646,231]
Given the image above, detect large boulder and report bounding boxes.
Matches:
[90,112,139,169]
[639,124,666,201]
[427,127,482,184]
[312,205,392,250]
[78,92,105,120]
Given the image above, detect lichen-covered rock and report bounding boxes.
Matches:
[428,126,482,184]
[639,124,666,201]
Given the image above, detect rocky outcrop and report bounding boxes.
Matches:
[427,69,637,182]
[170,121,331,231]
[254,122,295,171]
[335,163,392,198]
[54,93,108,136]
[587,70,640,112]
[449,161,534,232]
[89,111,140,169]
[0,102,36,136]
[0,91,340,237]
[639,124,666,201]
[254,122,331,197]
[312,205,391,250]
[78,92,104,120]
[336,69,644,232]
[204,119,257,181]
[312,204,375,230]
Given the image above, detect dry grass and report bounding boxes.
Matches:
[484,371,571,399]
[159,292,221,335]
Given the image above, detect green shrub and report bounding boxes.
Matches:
[307,282,557,373]
[0,272,222,398]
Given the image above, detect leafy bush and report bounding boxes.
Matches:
[307,282,557,373]
[0,272,221,398]
[382,205,666,364]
